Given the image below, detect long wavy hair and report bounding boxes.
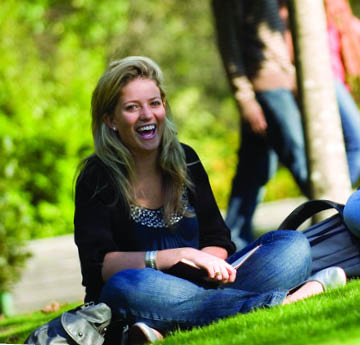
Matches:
[85,56,193,225]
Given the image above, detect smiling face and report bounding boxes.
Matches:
[108,78,166,157]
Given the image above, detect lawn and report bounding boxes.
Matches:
[1,279,359,345]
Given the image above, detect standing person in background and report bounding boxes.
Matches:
[211,0,309,249]
[279,0,360,188]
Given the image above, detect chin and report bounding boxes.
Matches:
[136,142,161,154]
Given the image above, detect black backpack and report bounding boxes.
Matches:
[277,199,360,277]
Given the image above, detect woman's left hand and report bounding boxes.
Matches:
[186,248,236,284]
[199,246,236,284]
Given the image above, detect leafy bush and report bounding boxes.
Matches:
[0,161,32,292]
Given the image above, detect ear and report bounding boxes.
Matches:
[103,113,116,130]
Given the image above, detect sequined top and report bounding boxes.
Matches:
[130,204,185,228]
[130,188,190,228]
[129,188,199,250]
[131,204,200,251]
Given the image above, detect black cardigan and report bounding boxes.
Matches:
[74,143,235,302]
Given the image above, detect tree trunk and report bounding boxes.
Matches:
[289,0,352,205]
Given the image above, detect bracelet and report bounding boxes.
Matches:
[145,250,158,269]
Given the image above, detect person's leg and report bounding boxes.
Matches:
[100,231,314,334]
[227,231,346,304]
[282,281,323,305]
[283,266,347,304]
[99,230,346,339]
[335,80,360,186]
[226,125,277,247]
[226,230,312,292]
[100,267,287,334]
[256,89,309,196]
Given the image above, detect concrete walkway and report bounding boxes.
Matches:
[11,197,306,315]
[11,235,84,314]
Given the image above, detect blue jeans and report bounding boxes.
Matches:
[226,89,308,247]
[335,80,360,186]
[344,188,360,238]
[99,230,311,333]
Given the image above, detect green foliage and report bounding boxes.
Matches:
[0,191,32,293]
[173,87,239,209]
[349,0,360,17]
[264,167,302,202]
[0,0,127,240]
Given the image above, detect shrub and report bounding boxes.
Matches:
[0,191,32,293]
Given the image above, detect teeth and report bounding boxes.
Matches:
[138,125,155,132]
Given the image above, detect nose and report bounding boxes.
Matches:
[139,105,153,120]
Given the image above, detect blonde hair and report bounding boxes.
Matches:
[88,56,193,225]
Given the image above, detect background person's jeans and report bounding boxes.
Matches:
[335,79,360,186]
[226,88,308,248]
[100,230,311,333]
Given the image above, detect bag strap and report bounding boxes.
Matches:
[277,199,345,230]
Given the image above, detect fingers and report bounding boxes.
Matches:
[250,115,267,136]
[207,261,236,283]
[188,250,237,284]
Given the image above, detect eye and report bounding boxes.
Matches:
[124,104,138,112]
[150,99,162,107]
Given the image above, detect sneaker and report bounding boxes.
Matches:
[127,322,163,345]
[307,267,347,291]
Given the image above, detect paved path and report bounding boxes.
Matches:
[11,235,84,314]
[11,197,306,315]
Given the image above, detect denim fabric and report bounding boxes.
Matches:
[226,88,308,247]
[335,80,360,186]
[344,188,360,238]
[99,230,311,333]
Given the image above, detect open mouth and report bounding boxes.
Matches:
[136,124,156,139]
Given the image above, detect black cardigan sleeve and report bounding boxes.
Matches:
[74,156,127,302]
[183,144,236,256]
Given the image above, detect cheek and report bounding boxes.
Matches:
[116,114,137,128]
[158,115,166,132]
[115,119,136,142]
[158,107,167,122]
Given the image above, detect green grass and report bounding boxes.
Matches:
[0,303,81,344]
[1,280,360,344]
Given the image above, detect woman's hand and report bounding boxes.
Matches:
[174,247,237,284]
[102,247,237,284]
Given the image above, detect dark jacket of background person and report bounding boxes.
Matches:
[212,0,296,117]
[74,144,236,303]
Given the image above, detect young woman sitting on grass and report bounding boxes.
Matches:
[74,56,347,344]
